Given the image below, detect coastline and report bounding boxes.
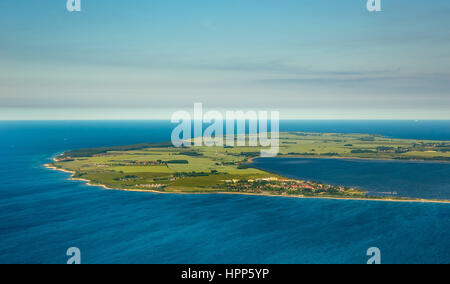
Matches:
[44,161,450,204]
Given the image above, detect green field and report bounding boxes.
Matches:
[48,132,450,200]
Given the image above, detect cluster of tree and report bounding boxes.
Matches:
[173,170,219,178]
[359,137,376,142]
[165,160,189,164]
[240,152,260,158]
[351,149,377,154]
[395,147,410,153]
[376,146,395,152]
[286,152,317,156]
[177,151,203,157]
[320,152,339,156]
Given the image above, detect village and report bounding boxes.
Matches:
[221,177,349,195]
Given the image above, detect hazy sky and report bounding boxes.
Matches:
[1,0,449,119]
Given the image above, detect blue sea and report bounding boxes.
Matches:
[0,120,449,264]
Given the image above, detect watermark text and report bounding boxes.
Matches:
[367,0,382,12]
[171,103,279,157]
[67,0,81,12]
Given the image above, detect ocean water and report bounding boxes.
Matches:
[0,121,449,264]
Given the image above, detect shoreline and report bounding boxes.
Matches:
[44,162,450,204]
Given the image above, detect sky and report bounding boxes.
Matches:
[0,0,449,120]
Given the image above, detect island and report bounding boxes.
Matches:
[46,132,450,202]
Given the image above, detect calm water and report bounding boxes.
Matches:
[252,158,450,200]
[0,121,449,264]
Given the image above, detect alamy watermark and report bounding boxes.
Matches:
[66,247,81,264]
[367,0,382,12]
[64,245,380,264]
[171,103,280,157]
[67,0,81,12]
[367,247,381,264]
[67,1,381,13]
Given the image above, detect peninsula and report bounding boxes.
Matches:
[46,132,450,202]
